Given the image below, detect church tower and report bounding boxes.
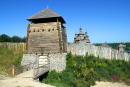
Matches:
[74,28,90,43]
[27,8,67,54]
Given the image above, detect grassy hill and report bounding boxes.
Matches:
[0,47,23,76]
[42,53,130,87]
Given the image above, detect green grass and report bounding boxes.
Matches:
[0,47,23,76]
[42,53,130,87]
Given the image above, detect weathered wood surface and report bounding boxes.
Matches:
[68,43,130,61]
[27,22,67,54]
[0,42,26,53]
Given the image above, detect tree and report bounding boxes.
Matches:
[0,34,11,42]
[11,36,22,42]
[21,37,27,42]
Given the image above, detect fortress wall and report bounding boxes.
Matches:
[0,42,26,53]
[67,43,130,61]
[49,53,67,72]
[21,54,38,71]
[21,53,67,72]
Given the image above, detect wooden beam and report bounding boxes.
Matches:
[57,18,62,53]
[27,24,30,53]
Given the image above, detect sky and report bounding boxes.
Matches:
[0,0,130,43]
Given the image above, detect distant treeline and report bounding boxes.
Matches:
[0,34,26,42]
[95,42,130,52]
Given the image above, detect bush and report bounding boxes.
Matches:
[42,53,130,87]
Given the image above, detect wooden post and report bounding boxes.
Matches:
[57,18,62,53]
[27,24,30,53]
[12,65,15,77]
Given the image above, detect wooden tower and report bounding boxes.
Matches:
[27,8,67,54]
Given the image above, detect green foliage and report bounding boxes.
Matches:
[42,53,130,87]
[0,34,26,42]
[42,71,71,87]
[11,36,22,42]
[0,34,11,42]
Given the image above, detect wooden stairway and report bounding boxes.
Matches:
[33,54,50,79]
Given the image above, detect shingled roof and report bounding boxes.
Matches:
[28,8,65,23]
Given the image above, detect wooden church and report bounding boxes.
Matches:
[27,8,67,54]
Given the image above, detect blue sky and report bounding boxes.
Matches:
[0,0,130,43]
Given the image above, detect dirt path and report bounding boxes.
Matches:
[0,77,54,87]
[91,81,130,87]
[1,79,130,87]
[1,70,130,87]
[0,70,54,87]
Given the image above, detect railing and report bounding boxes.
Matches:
[21,53,50,79]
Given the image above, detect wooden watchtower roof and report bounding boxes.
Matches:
[27,8,66,23]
